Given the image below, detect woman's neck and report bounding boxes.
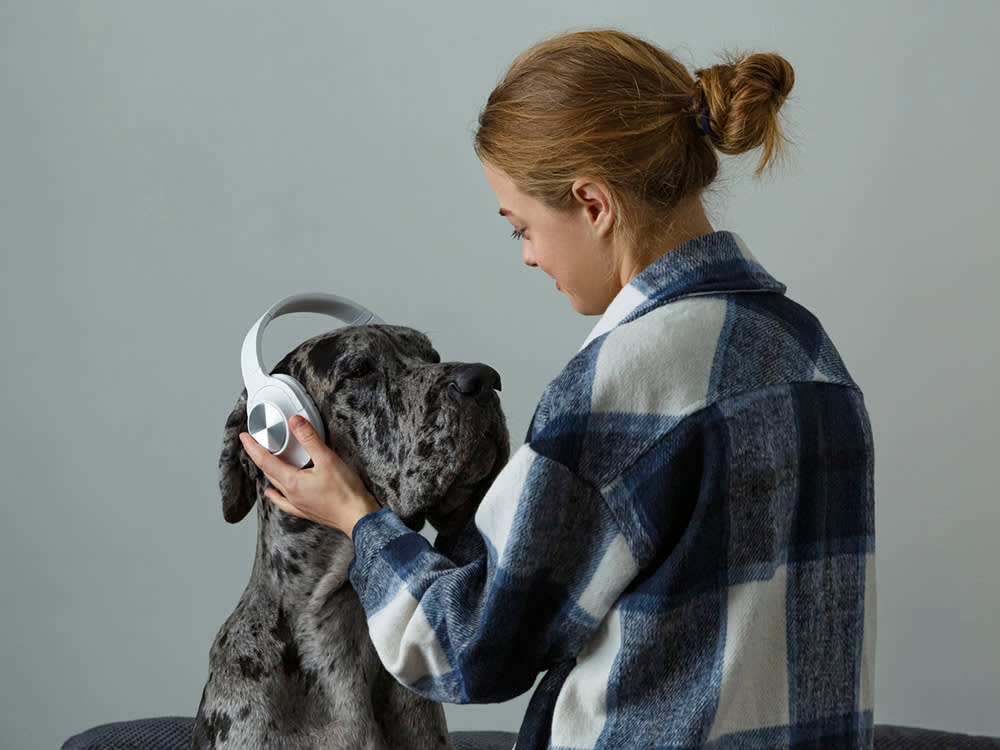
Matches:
[617,194,716,289]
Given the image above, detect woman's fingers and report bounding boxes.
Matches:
[287,416,330,467]
[239,431,296,492]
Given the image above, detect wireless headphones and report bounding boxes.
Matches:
[241,292,384,467]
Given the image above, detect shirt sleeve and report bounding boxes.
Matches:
[348,442,640,704]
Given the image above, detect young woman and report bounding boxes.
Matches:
[241,29,876,750]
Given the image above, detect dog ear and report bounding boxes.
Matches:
[219,389,260,523]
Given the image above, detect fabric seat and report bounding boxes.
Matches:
[61,716,1000,749]
[61,718,519,750]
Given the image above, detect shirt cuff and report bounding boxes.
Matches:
[348,506,412,594]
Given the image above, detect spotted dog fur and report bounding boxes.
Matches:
[191,325,509,750]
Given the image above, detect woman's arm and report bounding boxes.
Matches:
[348,442,639,704]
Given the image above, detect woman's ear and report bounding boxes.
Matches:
[570,178,616,236]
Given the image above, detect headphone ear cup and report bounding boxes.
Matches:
[271,374,327,443]
[245,384,292,456]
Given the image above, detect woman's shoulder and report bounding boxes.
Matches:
[526,296,732,482]
[528,290,860,482]
[537,295,745,426]
[591,289,859,408]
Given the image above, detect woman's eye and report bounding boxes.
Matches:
[510,229,524,241]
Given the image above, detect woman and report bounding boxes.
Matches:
[241,29,876,750]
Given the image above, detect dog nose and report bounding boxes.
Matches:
[448,363,502,399]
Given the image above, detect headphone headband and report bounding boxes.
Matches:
[241,292,384,392]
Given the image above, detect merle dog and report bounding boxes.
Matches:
[191,325,508,749]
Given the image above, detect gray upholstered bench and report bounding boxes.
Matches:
[61,718,518,750]
[62,716,1000,749]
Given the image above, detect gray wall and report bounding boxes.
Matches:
[2,1,997,748]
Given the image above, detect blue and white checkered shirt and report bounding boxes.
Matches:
[350,231,876,750]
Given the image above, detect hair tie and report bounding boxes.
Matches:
[695,96,715,138]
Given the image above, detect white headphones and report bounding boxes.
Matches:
[241,292,384,467]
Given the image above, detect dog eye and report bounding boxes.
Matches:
[343,361,376,381]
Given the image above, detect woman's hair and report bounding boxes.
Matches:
[474,29,795,255]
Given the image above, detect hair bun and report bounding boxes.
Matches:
[695,52,795,174]
[736,52,795,100]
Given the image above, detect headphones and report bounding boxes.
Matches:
[241,292,384,467]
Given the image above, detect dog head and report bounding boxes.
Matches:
[219,325,509,541]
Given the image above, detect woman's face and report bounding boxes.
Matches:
[483,163,621,316]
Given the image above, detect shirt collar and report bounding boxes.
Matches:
[580,230,787,351]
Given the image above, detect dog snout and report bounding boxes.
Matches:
[447,363,502,400]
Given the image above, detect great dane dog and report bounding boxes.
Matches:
[191,324,509,750]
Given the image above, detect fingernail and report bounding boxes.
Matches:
[290,416,306,430]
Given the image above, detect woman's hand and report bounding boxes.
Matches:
[239,416,381,536]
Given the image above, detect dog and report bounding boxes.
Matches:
[191,324,509,749]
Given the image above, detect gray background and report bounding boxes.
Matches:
[2,1,998,748]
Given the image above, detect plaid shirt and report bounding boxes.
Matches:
[350,231,876,750]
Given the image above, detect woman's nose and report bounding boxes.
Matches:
[522,246,537,267]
